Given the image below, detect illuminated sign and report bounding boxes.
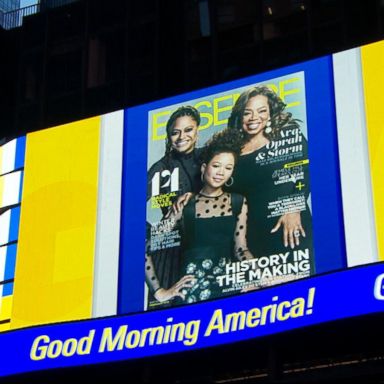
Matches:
[0,39,384,378]
[120,55,345,313]
[0,264,383,376]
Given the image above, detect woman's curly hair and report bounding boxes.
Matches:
[228,85,298,142]
[200,129,243,165]
[165,105,201,155]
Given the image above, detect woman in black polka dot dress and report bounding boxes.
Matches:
[147,130,254,304]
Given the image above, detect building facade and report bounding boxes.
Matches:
[1,1,384,383]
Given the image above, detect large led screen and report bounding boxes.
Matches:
[144,72,314,310]
[119,54,346,313]
[0,39,384,378]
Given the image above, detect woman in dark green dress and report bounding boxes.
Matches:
[146,130,253,304]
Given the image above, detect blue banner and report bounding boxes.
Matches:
[1,263,384,377]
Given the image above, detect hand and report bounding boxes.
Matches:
[165,192,193,218]
[154,275,196,302]
[270,212,306,249]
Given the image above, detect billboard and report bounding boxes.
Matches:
[0,39,384,377]
[120,53,346,314]
[144,71,314,310]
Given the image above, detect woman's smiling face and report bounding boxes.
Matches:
[242,95,270,136]
[169,115,199,154]
[202,152,235,189]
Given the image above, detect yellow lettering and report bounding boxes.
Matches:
[184,320,200,346]
[260,305,273,325]
[267,83,278,94]
[276,301,291,321]
[213,95,234,126]
[279,78,300,108]
[77,329,95,355]
[204,309,225,336]
[194,100,213,130]
[125,330,141,349]
[290,297,305,318]
[152,111,170,141]
[47,340,62,359]
[246,308,261,327]
[62,339,77,357]
[99,325,128,352]
[225,311,247,332]
[30,335,50,361]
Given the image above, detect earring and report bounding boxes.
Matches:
[201,173,205,182]
[265,119,272,134]
[225,177,234,187]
